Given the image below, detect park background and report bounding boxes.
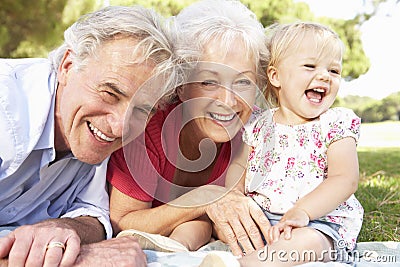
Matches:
[1,0,398,242]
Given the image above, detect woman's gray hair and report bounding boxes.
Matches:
[48,5,178,97]
[172,0,269,91]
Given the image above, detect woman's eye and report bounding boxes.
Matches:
[201,80,218,86]
[304,64,315,69]
[133,106,155,117]
[233,79,255,93]
[134,107,147,116]
[236,79,251,86]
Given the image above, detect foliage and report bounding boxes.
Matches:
[0,0,67,57]
[242,0,370,79]
[111,0,193,16]
[0,0,99,58]
[0,0,396,119]
[0,0,379,82]
[328,18,370,79]
[356,146,400,242]
[335,92,400,122]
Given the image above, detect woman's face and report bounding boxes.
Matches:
[178,40,257,143]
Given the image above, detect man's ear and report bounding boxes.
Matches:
[267,66,281,88]
[57,49,74,86]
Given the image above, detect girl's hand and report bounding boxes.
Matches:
[267,208,310,244]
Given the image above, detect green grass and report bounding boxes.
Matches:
[355,122,400,242]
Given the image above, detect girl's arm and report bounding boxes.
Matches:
[268,137,360,242]
[293,137,359,219]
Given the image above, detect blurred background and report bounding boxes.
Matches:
[1,0,399,124]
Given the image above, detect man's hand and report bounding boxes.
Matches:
[0,226,147,267]
[206,189,271,256]
[0,220,80,267]
[74,236,146,267]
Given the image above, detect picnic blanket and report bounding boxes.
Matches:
[1,229,398,266]
[145,240,400,267]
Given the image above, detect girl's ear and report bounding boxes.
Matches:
[267,66,281,88]
[57,49,74,86]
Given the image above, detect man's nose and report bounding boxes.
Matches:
[107,108,126,138]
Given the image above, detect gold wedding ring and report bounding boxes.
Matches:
[46,241,66,251]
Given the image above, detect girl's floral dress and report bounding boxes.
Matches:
[243,107,364,250]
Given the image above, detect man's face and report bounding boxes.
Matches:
[56,37,160,164]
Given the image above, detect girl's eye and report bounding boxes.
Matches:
[304,64,315,69]
[330,69,341,75]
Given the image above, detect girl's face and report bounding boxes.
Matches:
[177,40,258,143]
[268,31,342,125]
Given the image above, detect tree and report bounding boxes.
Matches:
[337,92,400,122]
[379,92,400,120]
[0,0,99,58]
[0,0,383,82]
[111,0,193,16]
[0,0,67,57]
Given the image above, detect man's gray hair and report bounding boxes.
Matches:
[49,5,178,97]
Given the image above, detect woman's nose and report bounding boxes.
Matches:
[218,87,237,106]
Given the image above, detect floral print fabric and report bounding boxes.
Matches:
[243,107,364,250]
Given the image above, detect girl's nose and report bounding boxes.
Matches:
[316,69,330,82]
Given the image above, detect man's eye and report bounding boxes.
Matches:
[106,91,116,97]
[304,64,315,69]
[101,91,118,103]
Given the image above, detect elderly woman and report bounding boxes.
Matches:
[107,0,270,255]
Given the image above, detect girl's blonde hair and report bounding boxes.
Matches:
[265,21,345,106]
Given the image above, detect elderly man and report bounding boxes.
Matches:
[0,5,175,266]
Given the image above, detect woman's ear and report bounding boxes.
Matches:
[176,85,186,101]
[57,49,74,86]
[267,66,281,88]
